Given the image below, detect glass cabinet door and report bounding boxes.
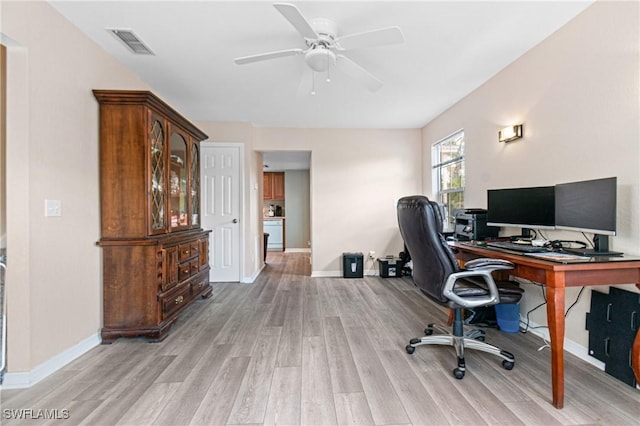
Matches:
[190,143,200,227]
[150,116,166,233]
[170,130,189,229]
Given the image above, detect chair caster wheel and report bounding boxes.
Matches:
[406,345,415,354]
[502,360,514,370]
[424,323,435,335]
[452,368,465,379]
[409,338,421,345]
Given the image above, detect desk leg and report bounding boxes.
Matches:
[634,284,640,384]
[546,279,565,409]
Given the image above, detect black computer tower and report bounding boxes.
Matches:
[454,209,499,241]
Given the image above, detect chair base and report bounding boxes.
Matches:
[405,322,515,379]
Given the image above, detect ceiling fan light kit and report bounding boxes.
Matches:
[234,2,404,94]
[305,49,336,73]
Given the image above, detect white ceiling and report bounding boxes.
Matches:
[49,1,593,129]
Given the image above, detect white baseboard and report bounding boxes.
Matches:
[311,270,379,278]
[284,248,311,253]
[242,263,265,283]
[311,270,341,278]
[1,333,101,389]
[520,316,605,371]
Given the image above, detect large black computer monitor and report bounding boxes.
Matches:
[555,176,620,256]
[486,186,555,237]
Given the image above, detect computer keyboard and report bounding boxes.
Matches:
[486,241,549,253]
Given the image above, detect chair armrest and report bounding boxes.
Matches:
[443,269,503,309]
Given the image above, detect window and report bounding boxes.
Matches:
[432,130,465,231]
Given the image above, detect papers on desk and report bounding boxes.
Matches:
[524,252,591,262]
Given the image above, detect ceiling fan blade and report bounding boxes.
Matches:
[336,26,405,50]
[234,48,303,65]
[273,3,318,39]
[336,55,383,92]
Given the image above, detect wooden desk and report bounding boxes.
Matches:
[452,242,640,409]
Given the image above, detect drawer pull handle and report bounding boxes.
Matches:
[175,296,184,305]
[183,250,190,255]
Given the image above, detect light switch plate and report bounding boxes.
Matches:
[45,199,62,217]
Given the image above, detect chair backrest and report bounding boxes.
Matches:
[397,195,460,304]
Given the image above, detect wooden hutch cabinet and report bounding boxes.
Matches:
[94,90,212,343]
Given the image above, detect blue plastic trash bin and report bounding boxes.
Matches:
[494,303,520,333]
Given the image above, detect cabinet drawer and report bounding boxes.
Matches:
[190,260,200,276]
[178,243,197,263]
[161,283,191,320]
[191,275,208,296]
[178,259,200,282]
[190,242,200,259]
[178,262,192,281]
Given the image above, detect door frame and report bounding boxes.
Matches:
[200,141,244,282]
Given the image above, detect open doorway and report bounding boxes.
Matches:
[261,151,311,269]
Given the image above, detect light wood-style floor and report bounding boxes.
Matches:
[2,252,639,425]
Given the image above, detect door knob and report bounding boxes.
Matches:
[232,219,238,223]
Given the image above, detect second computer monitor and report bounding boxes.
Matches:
[486,186,556,232]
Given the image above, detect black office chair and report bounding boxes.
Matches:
[397,195,524,379]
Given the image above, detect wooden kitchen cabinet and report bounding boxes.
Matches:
[263,172,273,200]
[94,90,212,343]
[264,172,285,200]
[272,172,285,199]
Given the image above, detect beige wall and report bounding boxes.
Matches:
[2,1,149,375]
[253,128,422,275]
[195,124,422,278]
[422,1,639,349]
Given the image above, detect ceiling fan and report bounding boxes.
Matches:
[234,3,405,94]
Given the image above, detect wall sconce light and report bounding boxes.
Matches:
[498,124,523,143]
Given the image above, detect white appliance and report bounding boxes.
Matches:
[264,219,284,251]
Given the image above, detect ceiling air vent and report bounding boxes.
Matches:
[108,28,154,55]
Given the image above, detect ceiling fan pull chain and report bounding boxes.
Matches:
[311,71,316,96]
[326,54,332,83]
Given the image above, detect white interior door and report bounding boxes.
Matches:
[201,144,241,282]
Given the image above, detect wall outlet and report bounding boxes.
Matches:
[45,199,62,217]
[368,250,376,259]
